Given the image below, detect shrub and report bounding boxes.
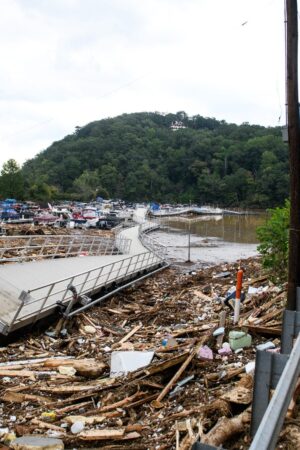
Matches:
[256,200,290,281]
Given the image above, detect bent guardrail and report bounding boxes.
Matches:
[0,234,131,263]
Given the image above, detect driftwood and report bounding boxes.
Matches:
[221,374,253,405]
[201,407,251,446]
[38,377,117,393]
[31,418,66,433]
[1,391,52,404]
[111,324,143,349]
[153,338,208,407]
[216,311,226,347]
[78,428,141,441]
[98,391,145,412]
[0,255,289,449]
[246,324,281,336]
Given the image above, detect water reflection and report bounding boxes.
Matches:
[160,213,267,244]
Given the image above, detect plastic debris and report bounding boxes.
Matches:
[83,325,96,334]
[218,342,232,355]
[110,351,154,377]
[213,326,225,337]
[41,412,57,422]
[71,421,85,434]
[162,337,177,348]
[256,341,276,351]
[213,271,231,279]
[197,345,213,360]
[245,361,256,374]
[169,375,195,398]
[58,366,77,376]
[229,330,252,350]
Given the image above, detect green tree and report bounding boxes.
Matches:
[0,159,24,199]
[19,112,289,205]
[73,170,108,201]
[257,200,290,281]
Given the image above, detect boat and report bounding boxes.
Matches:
[82,206,98,220]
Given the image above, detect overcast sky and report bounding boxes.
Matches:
[0,0,288,168]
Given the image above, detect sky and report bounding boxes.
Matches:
[0,0,288,168]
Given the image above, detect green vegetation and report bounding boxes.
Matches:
[0,159,24,200]
[257,201,290,281]
[1,112,290,205]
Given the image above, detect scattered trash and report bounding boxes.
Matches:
[162,336,177,348]
[41,412,57,422]
[83,325,96,334]
[245,361,256,374]
[256,341,276,351]
[10,436,64,450]
[58,366,77,376]
[0,255,289,448]
[229,330,252,350]
[213,271,231,279]
[213,326,225,337]
[218,342,232,355]
[71,421,85,434]
[197,345,214,360]
[169,374,195,398]
[110,351,154,377]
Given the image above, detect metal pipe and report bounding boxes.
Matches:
[67,263,169,317]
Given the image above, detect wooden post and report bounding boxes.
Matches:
[286,0,300,310]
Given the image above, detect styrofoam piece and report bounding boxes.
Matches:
[110,351,154,377]
[245,361,255,373]
[256,341,276,351]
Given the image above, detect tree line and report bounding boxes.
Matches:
[0,112,289,207]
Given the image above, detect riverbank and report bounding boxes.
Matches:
[0,255,295,449]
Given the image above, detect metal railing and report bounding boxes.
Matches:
[0,234,131,262]
[8,250,163,332]
[138,220,168,260]
[1,220,168,334]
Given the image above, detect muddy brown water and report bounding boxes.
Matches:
[150,213,267,268]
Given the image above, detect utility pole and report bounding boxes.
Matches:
[186,200,192,263]
[286,0,300,309]
[187,219,191,262]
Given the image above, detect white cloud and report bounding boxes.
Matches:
[0,0,287,168]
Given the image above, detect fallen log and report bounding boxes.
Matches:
[1,391,52,405]
[201,407,251,446]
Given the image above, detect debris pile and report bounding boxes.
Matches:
[0,257,292,449]
[0,224,113,237]
[0,225,114,264]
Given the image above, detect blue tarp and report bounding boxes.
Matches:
[150,202,160,211]
[1,208,20,219]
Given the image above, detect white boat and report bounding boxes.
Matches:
[82,206,98,220]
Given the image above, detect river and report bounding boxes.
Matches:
[150,213,267,268]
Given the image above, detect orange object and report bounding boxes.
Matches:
[235,269,243,300]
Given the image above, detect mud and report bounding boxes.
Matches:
[151,229,258,269]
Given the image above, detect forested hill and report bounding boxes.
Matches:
[21,111,289,207]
